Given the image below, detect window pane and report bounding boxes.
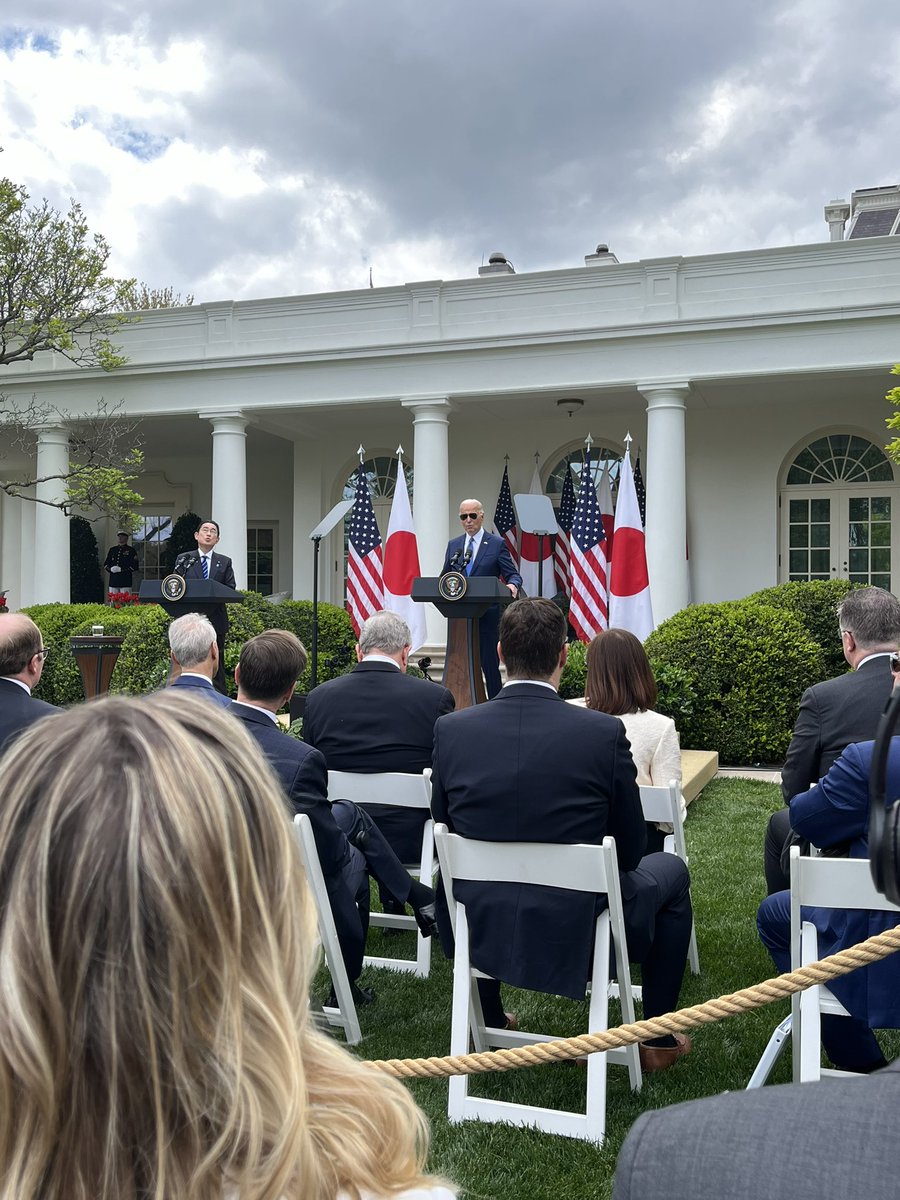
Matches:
[789,499,809,521]
[811,523,830,547]
[872,548,891,573]
[872,496,891,521]
[872,522,891,546]
[810,550,830,573]
[789,525,808,548]
[810,498,830,522]
[789,550,809,574]
[849,548,868,573]
[849,497,869,521]
[873,574,891,589]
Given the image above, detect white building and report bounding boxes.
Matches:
[2,184,900,647]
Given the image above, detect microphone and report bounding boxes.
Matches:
[447,546,463,570]
[462,546,473,567]
[174,553,199,578]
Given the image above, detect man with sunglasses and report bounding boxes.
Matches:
[442,499,522,697]
[0,613,61,755]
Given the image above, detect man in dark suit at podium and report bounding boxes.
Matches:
[173,519,236,694]
[442,498,521,697]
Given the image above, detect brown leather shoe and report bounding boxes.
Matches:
[639,1033,692,1072]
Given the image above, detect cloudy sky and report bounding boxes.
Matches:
[0,0,897,304]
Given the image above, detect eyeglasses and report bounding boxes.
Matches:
[32,648,51,661]
[459,512,481,521]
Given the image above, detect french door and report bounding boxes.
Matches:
[781,489,896,590]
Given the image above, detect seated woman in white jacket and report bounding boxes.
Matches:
[571,627,683,853]
[0,694,453,1200]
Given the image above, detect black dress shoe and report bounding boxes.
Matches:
[326,982,376,1009]
[413,902,438,939]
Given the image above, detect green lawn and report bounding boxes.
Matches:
[317,777,789,1200]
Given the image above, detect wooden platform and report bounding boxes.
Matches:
[682,749,719,806]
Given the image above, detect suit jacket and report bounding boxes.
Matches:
[0,678,62,755]
[169,674,232,708]
[441,531,522,589]
[612,1059,900,1200]
[781,654,893,802]
[431,683,645,998]
[230,702,363,969]
[174,550,236,590]
[303,660,455,862]
[786,738,900,1026]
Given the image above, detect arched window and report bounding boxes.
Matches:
[786,434,893,485]
[781,433,896,589]
[545,443,623,507]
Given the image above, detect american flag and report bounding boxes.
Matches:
[553,461,577,597]
[346,462,384,637]
[568,451,608,642]
[633,451,647,528]
[493,463,518,564]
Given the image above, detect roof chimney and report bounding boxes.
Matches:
[824,199,851,241]
[478,251,515,276]
[584,243,619,266]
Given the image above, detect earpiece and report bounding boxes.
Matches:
[869,689,900,906]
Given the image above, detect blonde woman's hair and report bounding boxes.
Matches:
[0,694,438,1200]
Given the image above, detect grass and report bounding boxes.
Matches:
[315,777,789,1200]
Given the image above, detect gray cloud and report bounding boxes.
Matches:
[4,0,898,295]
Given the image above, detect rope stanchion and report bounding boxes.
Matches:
[365,925,900,1079]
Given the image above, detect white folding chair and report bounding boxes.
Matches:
[790,845,900,1082]
[434,824,642,1144]
[292,813,362,1046]
[327,768,435,978]
[639,779,700,974]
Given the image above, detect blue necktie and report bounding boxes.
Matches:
[465,538,475,575]
[201,556,209,579]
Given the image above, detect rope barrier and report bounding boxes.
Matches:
[366,924,900,1079]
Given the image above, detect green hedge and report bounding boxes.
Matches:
[746,579,858,680]
[24,597,356,707]
[645,599,824,764]
[558,639,588,699]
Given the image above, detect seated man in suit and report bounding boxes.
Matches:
[758,732,900,1073]
[231,629,438,1003]
[303,608,455,874]
[173,519,237,694]
[0,613,61,755]
[165,612,231,707]
[441,498,521,697]
[764,586,900,894]
[432,597,694,1070]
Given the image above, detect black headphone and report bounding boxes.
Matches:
[869,686,900,905]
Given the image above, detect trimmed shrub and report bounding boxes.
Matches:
[746,579,858,680]
[108,606,173,694]
[558,639,588,699]
[162,511,201,573]
[70,517,104,603]
[264,600,356,692]
[645,600,824,764]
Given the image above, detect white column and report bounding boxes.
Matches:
[0,491,22,608]
[402,397,453,646]
[638,382,690,624]
[33,425,71,603]
[207,412,248,589]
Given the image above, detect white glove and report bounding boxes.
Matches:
[110,565,121,573]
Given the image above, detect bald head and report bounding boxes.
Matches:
[458,498,485,537]
[0,614,46,682]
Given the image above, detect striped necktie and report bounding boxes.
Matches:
[201,555,209,579]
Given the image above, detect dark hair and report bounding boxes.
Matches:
[837,587,900,648]
[585,628,657,715]
[499,598,567,679]
[0,616,42,676]
[198,519,220,536]
[237,630,307,701]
